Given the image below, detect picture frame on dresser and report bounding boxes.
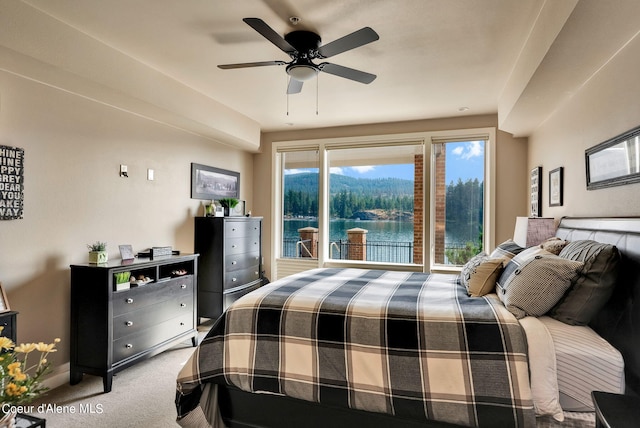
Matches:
[191,163,240,200]
[0,282,10,312]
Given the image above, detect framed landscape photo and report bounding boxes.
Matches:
[191,163,240,200]
[549,167,563,207]
[530,166,542,217]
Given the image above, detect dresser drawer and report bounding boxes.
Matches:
[224,266,261,291]
[113,313,193,363]
[112,275,193,316]
[223,280,262,309]
[113,298,193,340]
[225,236,260,256]
[225,220,261,239]
[225,251,260,273]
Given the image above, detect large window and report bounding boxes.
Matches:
[273,128,494,275]
[326,143,423,264]
[432,138,487,266]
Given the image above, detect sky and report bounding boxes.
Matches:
[284,141,485,182]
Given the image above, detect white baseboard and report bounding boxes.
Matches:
[43,362,70,391]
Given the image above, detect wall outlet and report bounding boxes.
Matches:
[147,169,154,181]
[120,164,128,177]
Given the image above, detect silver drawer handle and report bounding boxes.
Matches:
[125,321,134,327]
[231,244,237,248]
[255,271,259,275]
[180,284,187,289]
[180,322,185,326]
[232,228,237,231]
[126,298,134,304]
[125,344,133,349]
[232,277,237,282]
[180,303,186,307]
[231,261,237,265]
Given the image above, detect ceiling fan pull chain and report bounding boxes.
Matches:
[286,75,290,116]
[316,75,319,116]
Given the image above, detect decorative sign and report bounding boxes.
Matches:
[0,145,24,220]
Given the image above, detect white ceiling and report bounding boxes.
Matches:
[4,0,640,149]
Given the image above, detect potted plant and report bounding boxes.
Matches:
[113,271,131,291]
[0,329,59,425]
[87,241,108,264]
[217,198,238,216]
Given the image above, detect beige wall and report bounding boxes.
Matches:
[528,23,640,218]
[0,70,253,372]
[254,114,528,279]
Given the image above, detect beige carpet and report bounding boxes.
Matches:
[27,321,212,428]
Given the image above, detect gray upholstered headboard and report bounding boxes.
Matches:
[555,217,640,396]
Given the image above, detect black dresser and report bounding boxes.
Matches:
[195,216,263,321]
[69,254,198,392]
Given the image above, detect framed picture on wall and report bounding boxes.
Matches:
[530,166,542,217]
[549,167,563,207]
[190,163,240,200]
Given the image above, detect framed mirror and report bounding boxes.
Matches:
[586,125,640,190]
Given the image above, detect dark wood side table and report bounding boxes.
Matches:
[592,391,640,428]
[0,310,18,343]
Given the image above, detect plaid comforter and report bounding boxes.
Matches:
[177,268,535,427]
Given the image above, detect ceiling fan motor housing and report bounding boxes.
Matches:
[284,30,322,80]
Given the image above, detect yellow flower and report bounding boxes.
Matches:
[35,342,57,353]
[7,363,27,382]
[14,343,37,353]
[0,337,13,351]
[5,382,27,397]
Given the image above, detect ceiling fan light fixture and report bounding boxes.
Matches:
[286,63,318,81]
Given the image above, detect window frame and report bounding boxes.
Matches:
[271,128,495,278]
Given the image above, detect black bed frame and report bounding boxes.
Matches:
[215,217,640,427]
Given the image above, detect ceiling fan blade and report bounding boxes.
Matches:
[287,78,303,94]
[243,18,296,54]
[317,27,379,58]
[218,60,286,69]
[319,63,376,84]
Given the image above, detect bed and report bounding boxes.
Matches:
[176,217,640,427]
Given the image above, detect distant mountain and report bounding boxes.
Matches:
[285,172,414,196]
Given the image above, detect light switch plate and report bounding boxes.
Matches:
[147,169,154,180]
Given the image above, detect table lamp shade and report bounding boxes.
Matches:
[513,217,556,247]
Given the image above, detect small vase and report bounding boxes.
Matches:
[0,408,16,428]
[89,250,108,264]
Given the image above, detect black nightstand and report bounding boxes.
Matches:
[0,310,18,343]
[592,391,640,428]
[16,413,46,428]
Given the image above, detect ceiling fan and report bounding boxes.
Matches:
[218,18,379,94]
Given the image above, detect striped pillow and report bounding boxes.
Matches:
[497,247,583,319]
[490,239,525,261]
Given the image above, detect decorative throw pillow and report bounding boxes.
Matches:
[459,252,488,290]
[467,258,505,297]
[540,237,569,255]
[549,240,621,325]
[496,247,583,319]
[489,239,525,261]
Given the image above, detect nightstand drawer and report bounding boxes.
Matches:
[113,275,193,316]
[113,298,193,340]
[113,313,193,363]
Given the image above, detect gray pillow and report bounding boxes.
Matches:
[549,240,621,325]
[497,247,583,319]
[489,239,525,261]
